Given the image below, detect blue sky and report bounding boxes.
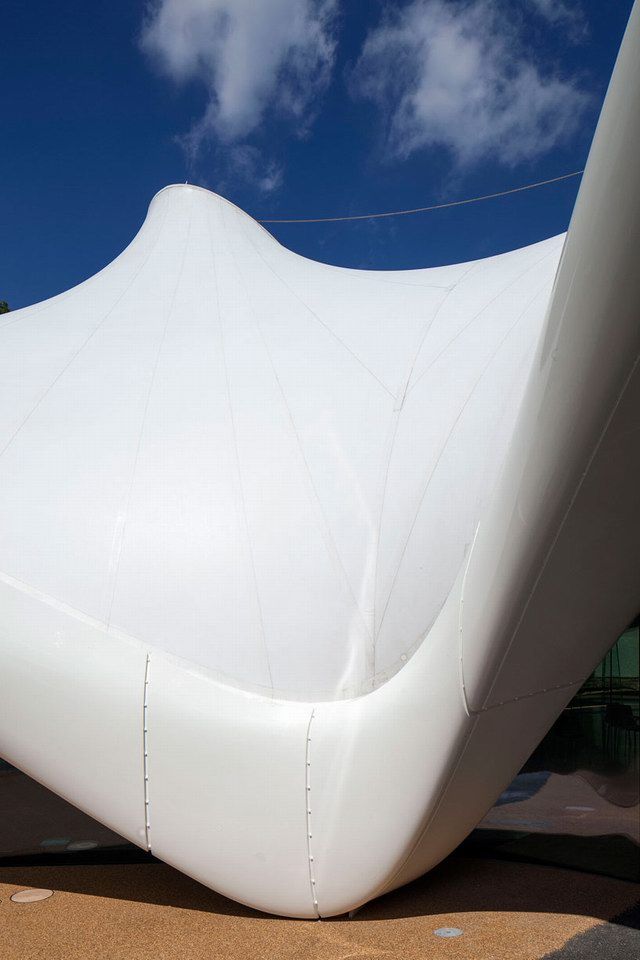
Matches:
[1,0,634,309]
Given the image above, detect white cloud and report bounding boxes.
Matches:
[141,0,338,149]
[529,0,588,42]
[228,145,284,195]
[351,0,590,168]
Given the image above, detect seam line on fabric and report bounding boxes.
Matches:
[376,275,554,638]
[209,206,275,691]
[481,347,640,709]
[104,198,193,628]
[143,653,152,851]
[0,206,170,465]
[305,709,320,918]
[232,216,376,653]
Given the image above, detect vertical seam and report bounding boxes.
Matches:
[458,523,480,718]
[224,212,374,654]
[143,652,152,851]
[305,708,320,918]
[370,710,480,902]
[405,247,560,400]
[371,268,475,650]
[395,261,478,411]
[479,346,640,710]
[239,220,396,400]
[0,205,170,466]
[206,209,275,691]
[376,280,552,640]
[104,198,193,628]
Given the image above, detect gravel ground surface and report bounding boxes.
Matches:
[1,855,639,959]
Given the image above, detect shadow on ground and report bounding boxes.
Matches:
[1,855,638,925]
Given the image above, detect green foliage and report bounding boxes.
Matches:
[0,301,10,314]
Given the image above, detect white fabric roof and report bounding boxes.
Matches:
[0,185,564,699]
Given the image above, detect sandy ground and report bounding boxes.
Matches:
[1,855,638,960]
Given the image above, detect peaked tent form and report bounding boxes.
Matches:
[1,3,639,918]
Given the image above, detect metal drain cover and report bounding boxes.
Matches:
[434,927,463,938]
[11,888,54,903]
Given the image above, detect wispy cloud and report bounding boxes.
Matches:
[227,145,284,195]
[351,0,590,168]
[140,0,338,190]
[528,0,588,42]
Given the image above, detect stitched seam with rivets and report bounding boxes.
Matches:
[305,709,320,917]
[143,653,151,851]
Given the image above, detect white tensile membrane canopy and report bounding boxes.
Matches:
[0,1,639,919]
[0,184,563,701]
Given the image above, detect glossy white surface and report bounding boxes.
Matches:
[0,0,638,919]
[147,651,314,916]
[0,574,147,847]
[460,0,640,710]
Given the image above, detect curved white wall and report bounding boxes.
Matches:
[0,0,638,919]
